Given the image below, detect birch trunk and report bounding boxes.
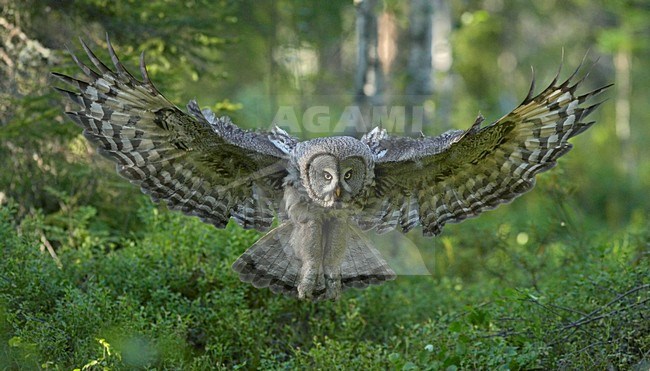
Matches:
[614,48,633,175]
[405,0,433,134]
[354,0,383,134]
[431,0,452,131]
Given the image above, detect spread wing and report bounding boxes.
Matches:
[360,61,611,236]
[53,36,298,231]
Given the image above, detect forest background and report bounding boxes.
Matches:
[1,0,649,369]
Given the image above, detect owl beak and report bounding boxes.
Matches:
[335,186,342,199]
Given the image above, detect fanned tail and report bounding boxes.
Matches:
[231,223,301,297]
[341,224,396,289]
[231,222,396,300]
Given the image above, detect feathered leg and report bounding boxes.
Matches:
[322,218,347,300]
[233,186,395,301]
[292,219,324,300]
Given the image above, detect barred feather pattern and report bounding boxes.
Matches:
[362,61,611,236]
[231,221,395,301]
[53,36,293,231]
[54,37,610,301]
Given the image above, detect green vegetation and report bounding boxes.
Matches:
[1,0,649,369]
[1,199,648,369]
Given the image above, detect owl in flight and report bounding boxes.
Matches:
[53,36,610,301]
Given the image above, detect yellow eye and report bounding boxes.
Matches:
[344,170,352,180]
[323,172,333,181]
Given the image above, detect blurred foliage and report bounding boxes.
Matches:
[1,0,649,369]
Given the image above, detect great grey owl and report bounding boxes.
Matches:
[53,37,610,301]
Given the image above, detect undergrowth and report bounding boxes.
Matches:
[0,198,648,370]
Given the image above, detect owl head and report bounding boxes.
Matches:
[294,137,374,208]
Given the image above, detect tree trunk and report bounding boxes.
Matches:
[431,0,452,131]
[267,1,279,128]
[354,0,383,134]
[614,48,634,175]
[405,0,434,134]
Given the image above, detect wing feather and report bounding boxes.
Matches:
[53,36,297,231]
[362,61,611,236]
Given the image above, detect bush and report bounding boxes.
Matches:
[1,199,648,369]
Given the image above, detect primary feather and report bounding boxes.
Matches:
[53,36,295,231]
[54,36,610,301]
[361,60,611,236]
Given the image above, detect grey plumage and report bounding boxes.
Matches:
[54,36,610,301]
[361,62,610,237]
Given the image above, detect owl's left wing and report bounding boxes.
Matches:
[53,37,298,231]
[361,62,611,236]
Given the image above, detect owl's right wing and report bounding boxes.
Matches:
[360,62,610,236]
[53,37,298,231]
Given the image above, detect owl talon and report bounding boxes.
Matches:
[297,270,317,300]
[297,282,313,300]
[56,39,609,304]
[324,274,341,300]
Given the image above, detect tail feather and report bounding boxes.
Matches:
[232,222,396,300]
[341,225,396,289]
[231,223,301,296]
